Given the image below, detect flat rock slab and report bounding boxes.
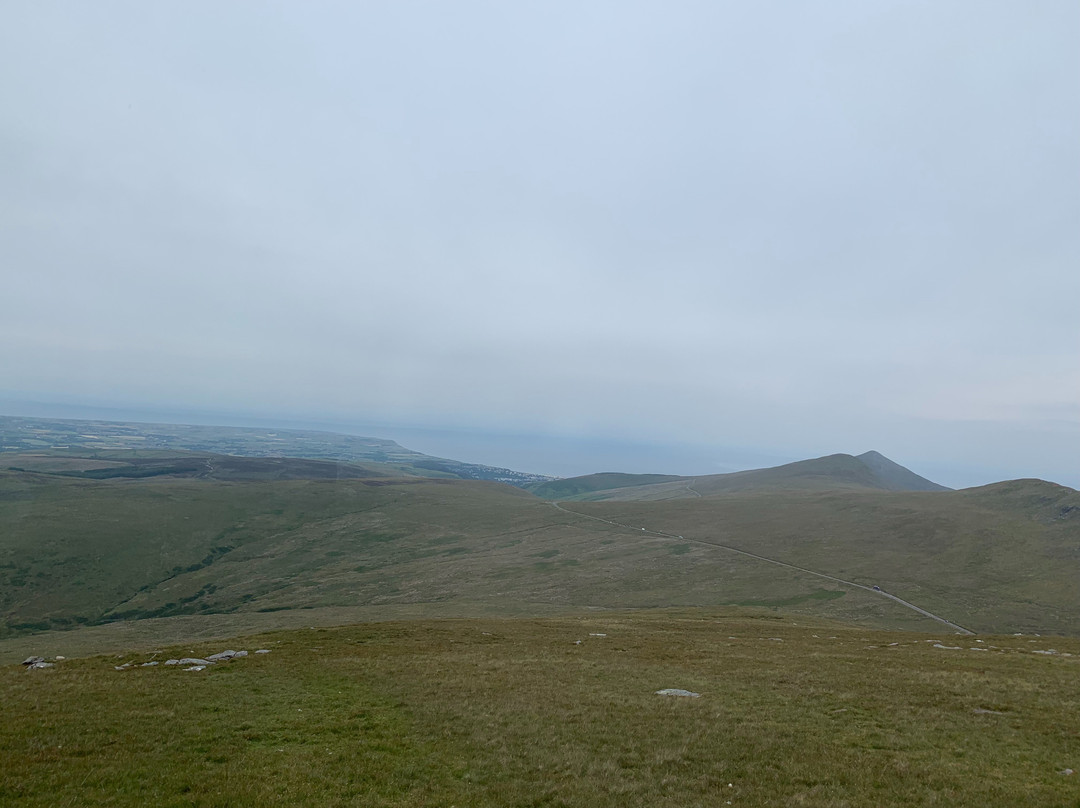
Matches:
[207,649,248,661]
[655,689,701,698]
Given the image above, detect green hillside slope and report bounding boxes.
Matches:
[567,479,1080,634]
[540,452,948,501]
[2,451,1076,643]
[856,450,951,492]
[527,472,685,499]
[0,468,942,640]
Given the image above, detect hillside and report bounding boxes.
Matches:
[565,478,1080,635]
[2,450,1080,643]
[532,451,950,501]
[0,466,923,641]
[855,449,951,492]
[527,472,685,499]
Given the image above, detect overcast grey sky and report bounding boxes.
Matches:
[2,2,1078,488]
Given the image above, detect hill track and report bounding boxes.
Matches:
[551,502,975,635]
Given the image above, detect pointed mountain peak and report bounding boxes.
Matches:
[855,451,950,492]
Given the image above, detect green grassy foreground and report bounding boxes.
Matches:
[4,611,1079,806]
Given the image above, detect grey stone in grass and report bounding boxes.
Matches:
[22,656,45,666]
[141,661,159,667]
[177,658,211,666]
[27,662,54,670]
[655,689,701,698]
[206,650,249,661]
[183,665,206,672]
[254,649,271,654]
[164,659,180,666]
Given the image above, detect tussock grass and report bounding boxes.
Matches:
[4,611,1079,806]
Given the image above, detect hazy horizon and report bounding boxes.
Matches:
[3,3,1077,491]
[2,396,1072,491]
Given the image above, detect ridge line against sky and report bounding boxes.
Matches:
[2,2,1077,490]
[1,398,1073,492]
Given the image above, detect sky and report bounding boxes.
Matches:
[2,2,1078,488]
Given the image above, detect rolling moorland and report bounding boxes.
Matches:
[5,612,1080,806]
[1,418,1078,651]
[3,416,1080,804]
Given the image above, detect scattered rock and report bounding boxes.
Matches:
[589,633,607,637]
[1060,769,1075,776]
[655,688,701,698]
[103,650,259,672]
[933,644,961,650]
[27,662,54,670]
[1032,649,1058,655]
[55,656,65,660]
[22,656,45,666]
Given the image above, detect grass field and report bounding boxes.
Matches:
[570,481,1080,635]
[4,610,1079,806]
[1,469,950,644]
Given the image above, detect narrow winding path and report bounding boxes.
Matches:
[551,501,975,635]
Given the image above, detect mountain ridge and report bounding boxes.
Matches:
[529,450,950,501]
